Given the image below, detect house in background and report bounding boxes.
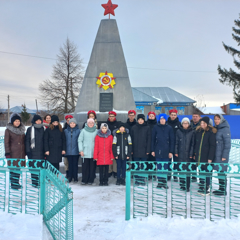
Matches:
[198,106,226,115]
[221,103,240,115]
[132,87,196,116]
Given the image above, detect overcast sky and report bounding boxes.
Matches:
[0,0,239,109]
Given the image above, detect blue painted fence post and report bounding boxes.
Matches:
[125,170,131,221]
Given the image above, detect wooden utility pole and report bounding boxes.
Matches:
[35,99,38,114]
[7,95,10,123]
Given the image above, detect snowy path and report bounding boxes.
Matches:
[70,175,240,240]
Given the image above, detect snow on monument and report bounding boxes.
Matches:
[74,1,136,125]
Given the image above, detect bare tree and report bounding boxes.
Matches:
[39,38,84,114]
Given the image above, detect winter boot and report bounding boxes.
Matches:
[113,172,117,178]
[121,178,126,185]
[116,179,121,185]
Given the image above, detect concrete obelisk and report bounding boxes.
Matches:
[74,18,136,126]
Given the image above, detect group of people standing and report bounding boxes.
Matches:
[4,108,231,196]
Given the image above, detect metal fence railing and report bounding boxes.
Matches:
[0,158,73,240]
[125,161,240,221]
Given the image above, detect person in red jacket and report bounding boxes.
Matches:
[93,123,114,186]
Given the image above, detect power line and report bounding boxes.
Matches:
[0,50,217,73]
[0,50,57,60]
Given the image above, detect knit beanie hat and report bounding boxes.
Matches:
[201,116,210,125]
[118,122,126,129]
[31,114,42,124]
[137,114,145,121]
[100,123,108,130]
[181,117,190,125]
[87,118,95,124]
[51,115,59,123]
[10,113,22,124]
[69,118,77,125]
[159,113,168,122]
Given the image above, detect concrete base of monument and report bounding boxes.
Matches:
[75,111,129,129]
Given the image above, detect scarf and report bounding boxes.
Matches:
[31,124,44,149]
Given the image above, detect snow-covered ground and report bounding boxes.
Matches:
[0,212,43,240]
[69,177,240,240]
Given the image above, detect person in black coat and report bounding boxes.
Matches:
[152,114,174,189]
[212,114,231,196]
[25,115,45,188]
[63,114,73,178]
[130,114,151,185]
[167,109,181,181]
[175,117,195,191]
[44,115,66,171]
[125,110,137,134]
[147,111,157,173]
[112,123,132,185]
[194,116,217,196]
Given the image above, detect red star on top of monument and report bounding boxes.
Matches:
[101,0,118,17]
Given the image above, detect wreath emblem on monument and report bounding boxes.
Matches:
[96,71,116,90]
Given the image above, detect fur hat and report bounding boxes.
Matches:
[159,113,168,122]
[201,116,210,125]
[181,117,190,125]
[137,114,145,121]
[100,123,108,130]
[31,114,42,124]
[69,118,77,125]
[51,115,59,123]
[10,113,21,124]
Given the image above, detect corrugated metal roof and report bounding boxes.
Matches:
[132,88,158,103]
[132,87,195,104]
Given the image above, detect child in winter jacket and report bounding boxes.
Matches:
[64,118,80,183]
[93,123,114,186]
[152,113,174,189]
[194,116,217,196]
[175,117,194,192]
[112,123,132,185]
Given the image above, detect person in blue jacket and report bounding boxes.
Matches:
[151,113,174,189]
[213,114,231,196]
[64,118,81,183]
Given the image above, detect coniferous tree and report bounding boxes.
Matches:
[218,14,240,102]
[21,104,30,124]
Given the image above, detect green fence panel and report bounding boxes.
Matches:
[0,158,73,240]
[126,160,240,222]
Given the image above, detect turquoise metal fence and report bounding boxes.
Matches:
[126,161,240,221]
[0,158,73,240]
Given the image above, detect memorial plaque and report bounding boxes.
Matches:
[99,93,113,112]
